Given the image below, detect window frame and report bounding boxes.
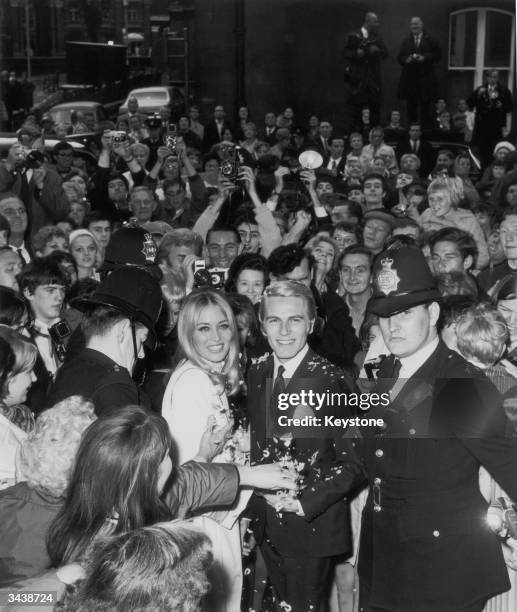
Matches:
[448,7,515,90]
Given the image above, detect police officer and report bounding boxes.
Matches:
[276,243,517,612]
[47,266,162,416]
[98,223,162,279]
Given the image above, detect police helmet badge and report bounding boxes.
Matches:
[376,257,400,295]
[141,233,157,263]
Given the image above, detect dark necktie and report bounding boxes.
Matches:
[16,248,27,265]
[270,365,286,436]
[19,171,30,208]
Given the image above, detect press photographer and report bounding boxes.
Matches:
[0,144,69,238]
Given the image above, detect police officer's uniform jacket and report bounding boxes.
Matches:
[47,348,150,416]
[300,340,517,612]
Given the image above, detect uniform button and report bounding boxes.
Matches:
[409,428,416,435]
[433,530,440,537]
[374,504,382,512]
[374,477,381,485]
[375,449,384,458]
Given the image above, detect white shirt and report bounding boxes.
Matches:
[273,343,309,381]
[0,413,26,490]
[33,318,61,376]
[398,336,439,380]
[327,156,343,170]
[9,242,31,264]
[390,336,440,399]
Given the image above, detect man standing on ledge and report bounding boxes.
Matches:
[397,17,441,129]
[342,12,388,130]
[275,244,517,612]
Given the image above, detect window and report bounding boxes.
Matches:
[128,7,141,24]
[69,4,81,23]
[449,8,515,89]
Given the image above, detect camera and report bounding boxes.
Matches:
[22,149,46,170]
[111,131,128,144]
[164,123,178,155]
[219,144,242,182]
[49,319,72,363]
[49,319,72,344]
[193,260,227,290]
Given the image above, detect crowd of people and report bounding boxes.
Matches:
[0,10,516,612]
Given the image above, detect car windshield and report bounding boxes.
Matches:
[49,108,97,127]
[131,91,168,104]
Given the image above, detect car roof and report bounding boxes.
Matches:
[0,135,85,150]
[50,102,102,111]
[127,87,172,94]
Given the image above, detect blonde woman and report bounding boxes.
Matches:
[162,289,250,612]
[0,396,96,586]
[68,229,100,281]
[0,326,37,491]
[418,177,489,270]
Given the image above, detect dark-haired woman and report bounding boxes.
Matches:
[44,405,294,599]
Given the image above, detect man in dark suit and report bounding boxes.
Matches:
[117,95,147,126]
[319,135,347,180]
[258,111,278,146]
[202,104,233,152]
[247,280,356,611]
[397,17,441,129]
[0,146,69,238]
[276,244,517,612]
[308,120,333,157]
[396,123,435,177]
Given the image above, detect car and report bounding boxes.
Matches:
[386,134,482,182]
[47,101,110,131]
[118,86,185,119]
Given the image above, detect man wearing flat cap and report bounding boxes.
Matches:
[276,243,517,612]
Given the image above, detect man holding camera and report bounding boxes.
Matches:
[0,143,69,237]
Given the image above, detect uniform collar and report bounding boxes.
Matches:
[398,336,440,380]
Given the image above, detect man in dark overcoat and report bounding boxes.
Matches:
[397,17,441,129]
[343,12,388,130]
[467,69,514,169]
